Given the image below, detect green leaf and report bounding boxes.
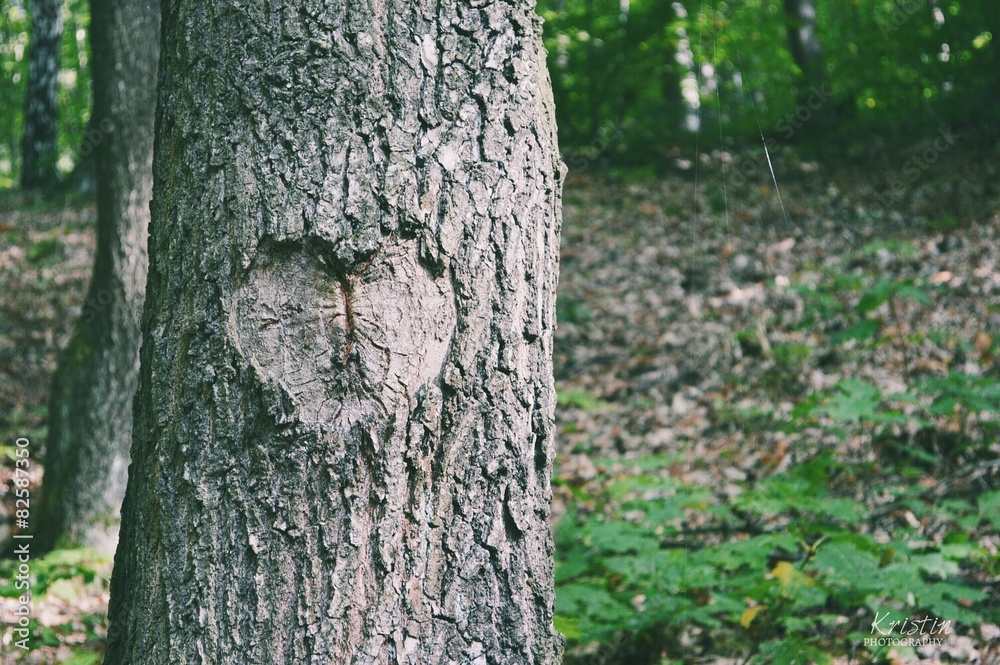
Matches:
[48,578,78,601]
[979,491,1000,530]
[587,521,660,555]
[895,284,931,305]
[553,615,582,640]
[856,280,899,313]
[810,537,884,593]
[821,379,882,422]
[832,318,879,343]
[867,409,907,424]
[919,373,1000,416]
[916,584,984,627]
[557,390,608,411]
[706,534,799,572]
[912,553,959,579]
[555,556,590,583]
[755,637,832,665]
[815,498,865,524]
[555,582,633,631]
[62,654,102,665]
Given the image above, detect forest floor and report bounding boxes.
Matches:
[1,138,999,663]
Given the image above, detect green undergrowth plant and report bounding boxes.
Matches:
[2,547,110,595]
[790,273,933,347]
[0,548,112,659]
[558,262,999,663]
[0,405,47,450]
[553,452,997,664]
[791,372,999,470]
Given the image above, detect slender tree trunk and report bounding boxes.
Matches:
[36,0,158,554]
[20,0,63,190]
[106,1,564,663]
[783,0,823,84]
[783,0,835,133]
[586,0,601,138]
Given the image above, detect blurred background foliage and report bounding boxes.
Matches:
[1,0,90,190]
[0,0,996,185]
[539,0,998,163]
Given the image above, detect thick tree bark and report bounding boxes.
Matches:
[20,0,63,190]
[106,1,564,664]
[36,0,158,553]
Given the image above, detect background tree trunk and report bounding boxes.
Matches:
[783,0,835,133]
[20,0,62,190]
[106,1,564,663]
[35,0,158,554]
[783,0,823,85]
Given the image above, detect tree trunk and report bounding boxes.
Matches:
[20,0,63,190]
[783,0,835,133]
[783,0,823,84]
[106,2,565,664]
[36,0,158,554]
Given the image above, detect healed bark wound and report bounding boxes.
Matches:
[36,0,158,553]
[106,1,564,663]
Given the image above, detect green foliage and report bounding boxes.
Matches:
[3,0,995,184]
[980,492,1000,531]
[554,451,995,663]
[557,263,998,663]
[0,549,111,658]
[62,653,102,665]
[1,0,92,188]
[0,548,110,599]
[858,238,918,258]
[559,390,609,411]
[537,0,999,160]
[855,279,930,314]
[918,372,1000,417]
[0,1,31,188]
[792,273,937,349]
[745,271,985,446]
[818,378,884,423]
[793,360,997,459]
[557,296,593,326]
[762,341,810,395]
[26,235,62,264]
